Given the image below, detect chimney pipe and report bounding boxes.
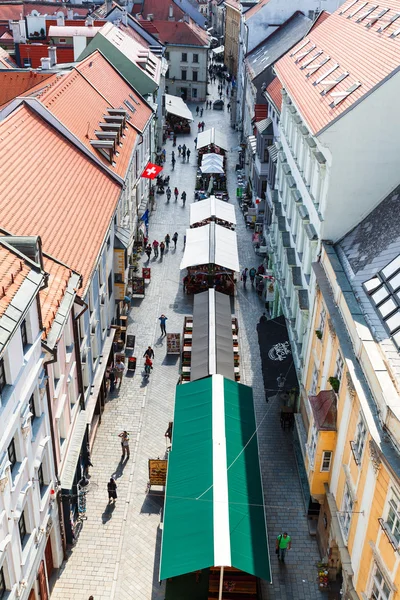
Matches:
[57,13,65,26]
[168,4,174,20]
[41,56,51,69]
[48,46,57,67]
[67,8,74,19]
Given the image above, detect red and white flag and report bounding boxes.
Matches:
[141,162,163,179]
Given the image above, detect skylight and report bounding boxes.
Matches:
[306,56,330,77]
[340,0,359,15]
[356,4,378,22]
[363,254,400,349]
[329,81,361,106]
[300,50,323,69]
[290,39,310,57]
[366,8,389,27]
[348,1,368,18]
[295,44,316,63]
[313,63,339,85]
[320,72,349,95]
[377,11,400,32]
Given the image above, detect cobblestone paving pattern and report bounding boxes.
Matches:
[51,80,330,600]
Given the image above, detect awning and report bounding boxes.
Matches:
[200,162,224,174]
[197,127,229,151]
[190,196,236,227]
[255,117,272,135]
[212,44,224,55]
[60,410,87,490]
[202,153,224,165]
[247,135,257,155]
[160,375,271,581]
[268,143,279,163]
[191,289,234,381]
[165,93,194,122]
[114,226,131,249]
[180,222,239,272]
[257,315,298,399]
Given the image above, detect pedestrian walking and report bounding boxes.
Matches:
[186,148,191,161]
[257,278,264,297]
[182,143,186,155]
[107,477,117,503]
[144,355,153,375]
[172,155,176,169]
[161,148,166,163]
[118,431,130,459]
[276,532,291,562]
[166,186,171,201]
[107,367,115,392]
[173,134,177,146]
[259,312,267,324]
[145,244,152,261]
[159,314,168,336]
[227,102,231,112]
[201,121,205,131]
[152,239,159,258]
[165,233,170,248]
[160,241,165,256]
[171,150,175,161]
[200,107,204,117]
[198,122,202,132]
[123,294,131,313]
[194,137,197,147]
[178,144,182,156]
[174,187,179,201]
[249,267,257,285]
[172,232,178,248]
[241,267,248,287]
[182,147,186,161]
[181,191,187,205]
[196,106,200,115]
[143,346,155,359]
[114,358,125,388]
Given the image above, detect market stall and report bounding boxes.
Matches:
[180,222,239,295]
[196,127,229,164]
[160,375,271,599]
[164,93,194,135]
[190,196,236,229]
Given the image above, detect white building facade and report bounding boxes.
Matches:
[165,44,208,102]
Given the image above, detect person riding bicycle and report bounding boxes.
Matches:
[181,191,187,205]
[166,186,171,202]
[174,187,179,201]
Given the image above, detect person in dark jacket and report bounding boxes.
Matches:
[107,478,117,503]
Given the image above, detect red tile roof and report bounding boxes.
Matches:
[265,76,282,111]
[310,10,330,29]
[309,390,337,431]
[140,0,185,21]
[244,0,270,19]
[0,3,23,22]
[0,46,16,68]
[118,22,151,47]
[253,104,268,122]
[45,18,105,35]
[225,0,240,10]
[19,43,74,68]
[0,71,54,108]
[0,243,33,318]
[275,0,400,135]
[142,19,208,45]
[0,104,121,293]
[41,254,77,335]
[23,3,90,17]
[75,51,153,132]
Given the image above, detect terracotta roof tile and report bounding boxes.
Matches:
[0,105,121,293]
[244,0,270,19]
[275,0,400,135]
[119,22,151,47]
[145,19,209,45]
[0,4,23,22]
[0,47,16,69]
[0,244,32,318]
[140,0,185,21]
[265,76,282,111]
[75,51,153,132]
[0,71,54,109]
[19,44,75,68]
[310,10,331,29]
[23,3,90,17]
[40,255,75,335]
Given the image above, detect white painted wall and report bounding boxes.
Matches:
[166,46,208,102]
[352,461,376,585]
[330,392,352,496]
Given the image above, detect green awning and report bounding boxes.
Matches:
[160,375,271,582]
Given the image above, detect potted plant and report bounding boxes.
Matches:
[315,329,323,340]
[328,376,340,393]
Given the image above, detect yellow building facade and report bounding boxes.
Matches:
[223,0,240,77]
[298,243,400,600]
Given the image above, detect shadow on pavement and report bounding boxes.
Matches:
[101,502,116,524]
[151,526,165,600]
[112,457,129,480]
[141,490,164,516]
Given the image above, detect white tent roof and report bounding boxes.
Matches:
[165,94,194,122]
[201,153,223,165]
[212,45,224,55]
[180,223,239,272]
[200,163,224,174]
[196,128,229,151]
[190,197,236,226]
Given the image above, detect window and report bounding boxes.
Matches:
[28,394,36,422]
[165,51,170,60]
[0,358,6,394]
[385,491,400,546]
[18,511,27,546]
[193,53,199,63]
[192,88,198,98]
[272,110,275,120]
[334,352,344,386]
[0,567,6,599]
[38,463,45,493]
[7,438,16,471]
[58,37,66,43]
[181,70,187,81]
[192,70,198,82]
[308,424,318,468]
[310,363,318,395]
[21,319,28,348]
[351,417,367,465]
[340,483,354,539]
[181,52,187,62]
[321,451,332,472]
[108,272,113,299]
[319,306,326,336]
[23,58,32,67]
[371,565,391,600]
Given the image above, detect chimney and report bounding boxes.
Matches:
[183,14,189,23]
[48,46,57,67]
[168,4,174,20]
[85,16,94,26]
[67,8,74,19]
[57,13,65,26]
[41,56,51,69]
[10,19,27,43]
[122,8,128,25]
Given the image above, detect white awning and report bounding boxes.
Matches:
[190,196,236,226]
[165,94,194,121]
[247,135,257,155]
[200,163,224,174]
[180,223,239,272]
[197,128,229,151]
[202,153,224,165]
[212,45,224,55]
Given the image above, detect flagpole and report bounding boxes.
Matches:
[218,566,224,600]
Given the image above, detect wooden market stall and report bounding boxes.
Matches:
[190,196,236,229]
[180,289,240,383]
[160,375,271,599]
[180,222,239,295]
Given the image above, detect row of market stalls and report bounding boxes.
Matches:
[164,93,194,135]
[196,128,229,197]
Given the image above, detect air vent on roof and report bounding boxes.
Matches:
[103,115,126,127]
[129,93,140,105]
[356,4,377,21]
[290,39,310,57]
[390,24,400,37]
[339,0,358,15]
[295,44,316,64]
[300,50,323,69]
[320,72,349,95]
[107,108,128,117]
[366,7,389,27]
[313,63,339,85]
[90,139,116,163]
[95,131,119,141]
[305,56,330,77]
[329,81,361,106]
[348,1,367,18]
[124,99,136,113]
[377,11,400,31]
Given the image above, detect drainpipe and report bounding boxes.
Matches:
[72,296,89,411]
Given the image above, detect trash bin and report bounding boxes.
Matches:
[128,357,136,371]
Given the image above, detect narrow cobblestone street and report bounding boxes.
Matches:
[51,83,327,600]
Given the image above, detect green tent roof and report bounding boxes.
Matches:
[160,375,271,582]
